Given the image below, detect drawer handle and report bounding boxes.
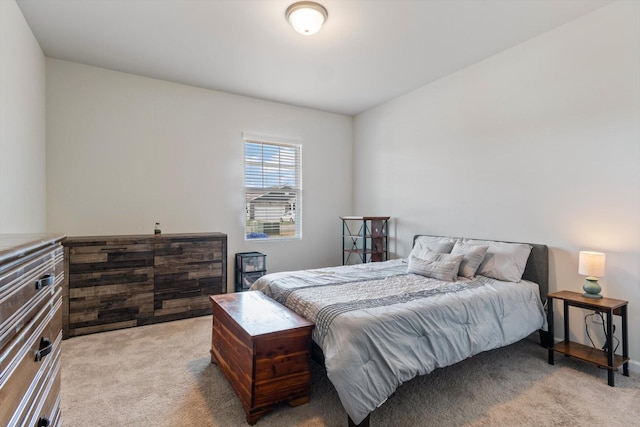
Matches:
[35,274,54,290]
[35,337,52,362]
[37,417,50,427]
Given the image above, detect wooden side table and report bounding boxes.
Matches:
[547,290,629,386]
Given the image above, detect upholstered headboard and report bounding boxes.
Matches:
[412,235,549,302]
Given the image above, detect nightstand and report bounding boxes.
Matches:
[547,290,629,386]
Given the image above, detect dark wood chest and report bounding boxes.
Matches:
[210,291,313,425]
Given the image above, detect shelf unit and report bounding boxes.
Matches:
[341,216,389,265]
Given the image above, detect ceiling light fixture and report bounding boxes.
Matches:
[285,2,328,36]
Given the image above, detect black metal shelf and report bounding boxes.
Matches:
[341,216,389,265]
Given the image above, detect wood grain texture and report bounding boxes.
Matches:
[210,291,313,425]
[64,233,227,337]
[548,290,628,311]
[0,246,62,350]
[0,234,65,427]
[0,300,62,425]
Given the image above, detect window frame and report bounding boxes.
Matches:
[243,134,302,241]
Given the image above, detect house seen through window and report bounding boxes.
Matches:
[244,135,301,240]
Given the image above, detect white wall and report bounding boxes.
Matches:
[0,0,47,233]
[354,2,640,363]
[46,59,353,278]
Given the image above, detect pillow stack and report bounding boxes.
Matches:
[407,235,532,283]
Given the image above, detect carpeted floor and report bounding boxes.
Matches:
[61,315,640,426]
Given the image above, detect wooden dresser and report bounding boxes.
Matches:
[210,291,313,425]
[64,232,226,337]
[0,233,65,427]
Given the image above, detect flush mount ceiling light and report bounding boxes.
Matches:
[285,1,328,36]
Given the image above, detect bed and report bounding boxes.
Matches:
[250,235,548,426]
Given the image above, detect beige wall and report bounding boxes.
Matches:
[0,0,47,233]
[46,59,353,276]
[354,2,640,366]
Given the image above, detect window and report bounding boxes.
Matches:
[244,135,302,240]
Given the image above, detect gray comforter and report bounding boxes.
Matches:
[250,259,546,424]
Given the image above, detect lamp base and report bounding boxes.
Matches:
[582,292,603,299]
[583,277,602,299]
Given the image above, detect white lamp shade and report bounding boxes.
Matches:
[286,2,327,35]
[578,251,606,277]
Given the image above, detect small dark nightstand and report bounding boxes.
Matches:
[547,290,629,386]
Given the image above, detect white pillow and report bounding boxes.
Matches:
[407,250,463,282]
[462,239,532,282]
[409,236,457,259]
[450,242,489,278]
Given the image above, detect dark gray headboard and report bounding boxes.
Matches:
[412,235,549,302]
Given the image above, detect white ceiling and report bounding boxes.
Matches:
[17,0,611,116]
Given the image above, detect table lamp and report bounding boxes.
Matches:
[578,251,606,299]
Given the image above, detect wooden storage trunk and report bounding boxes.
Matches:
[210,291,313,425]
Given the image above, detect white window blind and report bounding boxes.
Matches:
[244,135,302,240]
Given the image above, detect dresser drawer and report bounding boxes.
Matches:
[0,246,62,352]
[154,238,225,319]
[67,267,154,336]
[11,335,61,427]
[68,240,154,274]
[31,360,62,427]
[0,295,62,426]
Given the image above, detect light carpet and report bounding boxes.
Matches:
[61,315,640,426]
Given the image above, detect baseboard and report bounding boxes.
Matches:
[627,359,640,374]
